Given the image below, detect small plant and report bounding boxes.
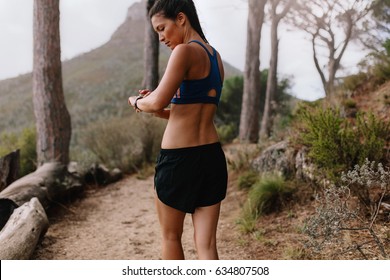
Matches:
[241,174,292,222]
[342,98,357,109]
[226,145,258,172]
[295,105,390,180]
[304,160,389,259]
[237,171,259,190]
[0,127,37,177]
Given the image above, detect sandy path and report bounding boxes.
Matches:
[32,174,250,260]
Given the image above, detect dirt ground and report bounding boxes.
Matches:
[31,145,389,260]
[32,171,254,260]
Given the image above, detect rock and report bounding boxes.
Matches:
[251,141,295,178]
[294,146,317,182]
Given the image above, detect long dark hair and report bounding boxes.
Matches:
[149,0,208,44]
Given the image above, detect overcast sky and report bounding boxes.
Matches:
[0,0,366,101]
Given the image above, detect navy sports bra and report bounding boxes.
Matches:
[171,40,223,106]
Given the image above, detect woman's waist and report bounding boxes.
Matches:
[161,126,219,149]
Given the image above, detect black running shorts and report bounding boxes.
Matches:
[154,142,228,213]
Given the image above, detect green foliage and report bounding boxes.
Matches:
[295,104,390,178]
[216,75,243,142]
[238,171,259,190]
[341,98,357,109]
[244,174,292,218]
[0,127,37,177]
[216,72,295,143]
[217,124,236,144]
[297,106,344,169]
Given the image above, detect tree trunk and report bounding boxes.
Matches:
[259,0,292,141]
[0,150,20,192]
[0,197,49,260]
[239,0,267,143]
[142,0,159,90]
[33,0,71,166]
[260,17,279,140]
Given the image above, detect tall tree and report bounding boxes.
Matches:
[239,0,268,143]
[33,0,71,166]
[142,0,159,90]
[259,0,293,140]
[360,0,390,52]
[290,0,371,100]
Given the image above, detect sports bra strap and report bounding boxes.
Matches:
[188,40,216,57]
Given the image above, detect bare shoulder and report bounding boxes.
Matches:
[171,44,192,59]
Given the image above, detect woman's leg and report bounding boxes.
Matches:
[155,193,186,260]
[192,203,221,260]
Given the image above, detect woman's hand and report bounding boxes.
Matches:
[138,89,151,97]
[128,89,151,113]
[128,96,137,107]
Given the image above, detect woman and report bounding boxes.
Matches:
[128,0,227,260]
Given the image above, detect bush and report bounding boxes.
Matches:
[304,160,389,259]
[78,115,165,173]
[295,104,390,179]
[238,171,259,190]
[245,174,292,217]
[217,124,236,144]
[0,128,37,177]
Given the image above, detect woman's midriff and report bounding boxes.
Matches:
[161,103,219,149]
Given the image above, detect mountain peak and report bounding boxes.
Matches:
[126,0,146,21]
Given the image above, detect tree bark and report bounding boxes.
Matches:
[33,0,71,166]
[0,197,49,260]
[142,0,159,90]
[259,0,292,141]
[239,0,267,143]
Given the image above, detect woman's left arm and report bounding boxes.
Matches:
[128,45,191,113]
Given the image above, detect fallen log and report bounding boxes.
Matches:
[0,162,84,209]
[0,197,49,259]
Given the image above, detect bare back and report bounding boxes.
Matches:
[161,43,224,149]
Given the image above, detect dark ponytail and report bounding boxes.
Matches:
[149,0,208,44]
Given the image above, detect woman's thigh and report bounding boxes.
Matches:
[154,193,186,238]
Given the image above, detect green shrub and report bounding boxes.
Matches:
[217,124,236,144]
[245,174,292,217]
[238,171,259,190]
[342,98,357,109]
[295,105,390,179]
[0,127,37,177]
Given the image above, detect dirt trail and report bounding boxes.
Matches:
[32,174,251,260]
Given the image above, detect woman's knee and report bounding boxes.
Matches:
[162,228,183,242]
